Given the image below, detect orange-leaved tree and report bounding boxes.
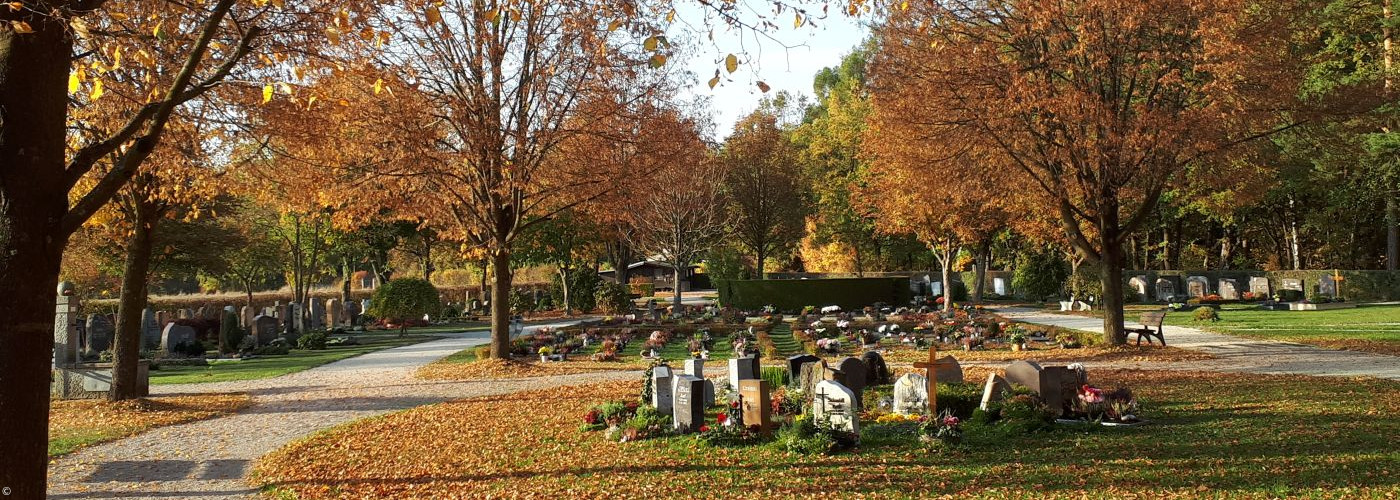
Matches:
[870,0,1307,342]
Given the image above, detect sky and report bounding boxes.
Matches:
[667,4,872,140]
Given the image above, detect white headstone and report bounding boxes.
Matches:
[812,380,859,434]
[652,365,674,413]
[993,277,1006,296]
[892,373,929,415]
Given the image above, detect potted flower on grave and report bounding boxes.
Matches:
[918,410,963,447]
[1009,331,1027,351]
[538,346,554,362]
[1062,384,1143,425]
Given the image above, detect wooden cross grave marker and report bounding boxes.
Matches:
[911,344,957,416]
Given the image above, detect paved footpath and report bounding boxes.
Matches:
[994,307,1400,381]
[47,321,638,500]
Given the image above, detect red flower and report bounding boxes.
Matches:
[700,425,710,432]
[942,416,960,427]
[716,413,728,424]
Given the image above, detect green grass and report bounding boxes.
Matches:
[49,429,113,457]
[150,331,458,384]
[1162,303,1400,345]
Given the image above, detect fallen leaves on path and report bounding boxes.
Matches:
[49,393,251,457]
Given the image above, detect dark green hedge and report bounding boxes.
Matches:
[1122,269,1400,302]
[715,278,913,311]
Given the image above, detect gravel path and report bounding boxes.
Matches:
[46,321,640,500]
[994,307,1400,380]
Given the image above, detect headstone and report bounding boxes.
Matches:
[1154,278,1177,301]
[1281,278,1303,291]
[860,351,890,386]
[979,373,1012,410]
[672,375,705,433]
[326,299,342,327]
[812,380,859,435]
[156,310,169,329]
[1249,277,1271,296]
[934,355,963,383]
[252,315,279,345]
[738,379,772,436]
[54,286,81,367]
[1319,274,1338,297]
[361,299,372,315]
[1003,360,1079,416]
[651,365,674,414]
[798,360,827,396]
[728,357,758,387]
[290,302,305,333]
[239,306,253,329]
[223,304,236,314]
[786,354,820,384]
[141,308,161,349]
[930,281,944,297]
[84,314,113,354]
[1186,276,1209,298]
[1129,276,1149,302]
[195,306,208,320]
[308,300,325,329]
[1218,279,1240,300]
[345,300,361,325]
[160,323,199,355]
[892,373,929,415]
[178,308,193,320]
[993,277,1007,296]
[831,357,868,408]
[682,358,713,402]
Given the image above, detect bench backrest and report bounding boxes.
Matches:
[1139,311,1167,327]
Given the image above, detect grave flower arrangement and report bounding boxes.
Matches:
[815,337,842,354]
[917,411,964,447]
[1069,385,1141,423]
[697,402,762,447]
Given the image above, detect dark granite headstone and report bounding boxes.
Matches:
[672,375,705,433]
[860,351,890,386]
[786,354,820,385]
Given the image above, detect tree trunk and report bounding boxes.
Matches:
[1388,195,1398,271]
[672,264,684,313]
[1098,231,1127,346]
[558,267,572,315]
[111,198,159,401]
[972,240,989,303]
[940,251,954,314]
[0,12,77,494]
[755,247,766,279]
[489,249,513,359]
[340,256,351,303]
[421,235,434,281]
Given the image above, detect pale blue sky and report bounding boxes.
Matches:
[668,4,871,140]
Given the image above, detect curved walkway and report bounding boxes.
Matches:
[994,307,1400,380]
[46,321,639,500]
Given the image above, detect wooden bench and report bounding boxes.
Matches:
[1128,310,1167,346]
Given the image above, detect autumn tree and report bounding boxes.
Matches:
[627,129,728,308]
[872,0,1308,342]
[722,110,808,277]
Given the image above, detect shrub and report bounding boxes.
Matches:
[595,282,633,315]
[172,340,208,357]
[936,383,984,420]
[1193,307,1221,322]
[473,345,491,360]
[218,311,245,355]
[252,344,290,356]
[550,269,601,312]
[1012,250,1068,301]
[948,281,969,302]
[509,288,536,314]
[297,331,329,350]
[369,278,441,332]
[618,405,672,442]
[1275,289,1304,302]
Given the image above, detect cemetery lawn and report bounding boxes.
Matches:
[151,334,440,385]
[256,370,1400,499]
[49,393,250,457]
[1162,304,1400,356]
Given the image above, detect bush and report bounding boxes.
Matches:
[936,383,984,420]
[171,340,208,357]
[218,310,245,355]
[510,288,536,314]
[551,269,601,312]
[297,331,329,350]
[252,344,290,356]
[1012,250,1068,301]
[1193,307,1221,322]
[369,278,441,328]
[1275,289,1305,302]
[595,281,633,315]
[473,345,491,360]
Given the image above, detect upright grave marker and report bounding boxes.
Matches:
[812,380,859,435]
[738,379,772,436]
[652,365,674,414]
[911,345,961,417]
[672,375,705,432]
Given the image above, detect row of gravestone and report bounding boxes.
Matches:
[1127,275,1333,302]
[76,298,370,357]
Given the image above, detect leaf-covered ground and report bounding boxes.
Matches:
[152,334,439,384]
[256,370,1399,499]
[49,393,250,457]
